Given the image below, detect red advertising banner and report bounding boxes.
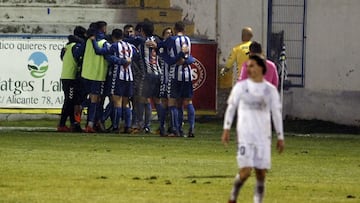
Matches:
[190,40,217,113]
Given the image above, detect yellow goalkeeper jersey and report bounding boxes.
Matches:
[225,41,252,78]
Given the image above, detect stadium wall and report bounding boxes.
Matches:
[170,0,268,67]
[284,0,360,126]
[171,0,360,126]
[170,0,268,115]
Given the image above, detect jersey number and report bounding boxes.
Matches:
[240,146,246,156]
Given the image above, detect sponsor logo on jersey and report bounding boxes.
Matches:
[191,58,206,91]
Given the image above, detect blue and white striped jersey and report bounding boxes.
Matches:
[111,41,136,81]
[162,35,195,82]
[139,36,162,76]
[92,39,137,82]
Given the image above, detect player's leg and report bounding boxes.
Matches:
[144,98,152,133]
[130,96,137,129]
[111,95,123,132]
[67,80,77,130]
[102,101,113,129]
[74,77,87,128]
[228,143,255,202]
[229,167,252,203]
[182,81,195,137]
[131,62,142,133]
[185,99,195,137]
[176,98,184,136]
[137,74,150,132]
[101,75,113,130]
[253,145,271,203]
[254,169,266,203]
[161,98,170,135]
[85,80,101,133]
[143,74,156,133]
[152,77,165,136]
[167,77,181,136]
[94,83,106,132]
[122,81,133,134]
[122,97,131,133]
[58,79,71,132]
[72,78,83,132]
[153,97,165,135]
[136,96,145,130]
[86,93,98,132]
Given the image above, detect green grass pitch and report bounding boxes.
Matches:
[0,120,359,202]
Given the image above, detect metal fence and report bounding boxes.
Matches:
[267,0,306,88]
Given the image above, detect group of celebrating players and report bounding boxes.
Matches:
[58,20,196,137]
[58,20,286,202]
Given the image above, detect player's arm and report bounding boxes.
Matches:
[123,36,144,47]
[270,62,280,87]
[238,62,248,81]
[183,54,195,65]
[73,41,86,63]
[129,44,138,59]
[270,88,285,153]
[162,47,186,66]
[225,46,237,69]
[91,38,112,55]
[105,55,128,65]
[222,84,241,146]
[60,47,66,61]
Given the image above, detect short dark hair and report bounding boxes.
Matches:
[249,41,262,54]
[86,28,97,37]
[123,24,133,30]
[142,20,154,37]
[111,29,123,40]
[135,22,143,33]
[96,21,107,31]
[174,21,185,32]
[89,22,97,29]
[249,54,267,74]
[73,26,86,38]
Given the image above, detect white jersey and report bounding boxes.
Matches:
[223,79,284,146]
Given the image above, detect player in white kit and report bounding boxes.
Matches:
[222,54,285,203]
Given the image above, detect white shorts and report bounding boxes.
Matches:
[236,143,271,169]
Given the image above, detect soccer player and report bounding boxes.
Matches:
[239,41,279,87]
[126,20,164,134]
[91,28,136,133]
[222,27,253,83]
[140,21,164,134]
[160,21,196,137]
[58,26,87,132]
[126,22,143,133]
[157,27,173,136]
[222,54,285,203]
[81,21,113,133]
[123,24,135,38]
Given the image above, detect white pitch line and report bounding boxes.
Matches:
[0,126,56,131]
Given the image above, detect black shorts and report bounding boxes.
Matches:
[82,78,104,96]
[168,79,193,99]
[110,80,134,97]
[142,74,161,98]
[61,79,81,105]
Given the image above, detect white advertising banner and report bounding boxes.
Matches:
[0,36,67,109]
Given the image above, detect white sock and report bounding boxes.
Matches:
[253,180,265,203]
[88,121,94,128]
[229,174,243,201]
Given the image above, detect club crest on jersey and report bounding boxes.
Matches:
[191,58,206,91]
